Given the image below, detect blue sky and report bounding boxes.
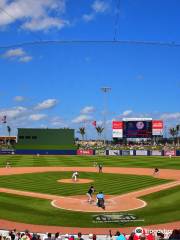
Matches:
[0,0,180,139]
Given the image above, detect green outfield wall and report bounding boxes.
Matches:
[16,128,76,150]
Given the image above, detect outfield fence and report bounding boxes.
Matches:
[0,149,180,156]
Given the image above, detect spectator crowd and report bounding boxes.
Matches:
[0,228,180,240]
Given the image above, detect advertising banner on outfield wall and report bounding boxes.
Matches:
[130,150,134,155]
[151,150,162,156]
[77,149,94,155]
[122,150,130,156]
[164,150,176,156]
[176,150,180,156]
[108,150,120,156]
[136,150,148,156]
[0,150,15,154]
[95,150,106,155]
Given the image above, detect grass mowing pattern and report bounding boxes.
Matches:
[0,155,180,169]
[0,155,179,227]
[0,186,179,227]
[132,185,180,225]
[0,172,169,196]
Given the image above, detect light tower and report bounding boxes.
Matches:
[101,87,111,144]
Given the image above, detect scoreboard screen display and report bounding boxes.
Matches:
[123,121,152,138]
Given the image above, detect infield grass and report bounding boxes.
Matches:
[0,172,169,196]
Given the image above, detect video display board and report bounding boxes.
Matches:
[123,120,152,138]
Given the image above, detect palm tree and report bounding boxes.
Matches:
[169,127,178,145]
[7,126,11,136]
[77,127,86,140]
[6,126,11,146]
[176,125,180,146]
[95,126,104,140]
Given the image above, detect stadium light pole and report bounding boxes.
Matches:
[101,87,111,145]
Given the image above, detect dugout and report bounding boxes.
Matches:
[16,128,76,151]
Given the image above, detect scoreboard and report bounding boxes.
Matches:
[112,118,163,139]
[123,120,152,138]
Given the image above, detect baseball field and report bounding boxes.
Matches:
[0,155,179,233]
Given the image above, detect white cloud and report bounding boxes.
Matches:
[96,120,103,126]
[116,110,133,119]
[122,110,133,117]
[72,114,92,124]
[92,0,109,13]
[0,0,68,31]
[82,0,109,22]
[34,99,58,110]
[0,97,61,135]
[160,112,180,121]
[81,106,95,114]
[2,48,33,63]
[82,13,95,22]
[22,17,69,31]
[3,48,25,58]
[29,113,47,121]
[19,56,33,62]
[0,106,27,119]
[115,111,180,123]
[50,116,67,127]
[0,0,6,7]
[14,96,25,102]
[115,110,157,121]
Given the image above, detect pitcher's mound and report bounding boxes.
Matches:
[58,178,94,184]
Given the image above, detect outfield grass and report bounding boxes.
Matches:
[0,185,179,227]
[0,172,169,196]
[0,155,180,169]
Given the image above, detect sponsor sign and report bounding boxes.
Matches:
[112,121,123,129]
[0,150,15,154]
[176,150,180,156]
[164,150,176,156]
[112,121,123,138]
[152,120,163,129]
[152,129,163,135]
[151,150,162,156]
[112,129,123,138]
[122,150,130,156]
[130,150,134,156]
[95,150,106,156]
[77,149,94,155]
[108,150,120,156]
[152,120,163,136]
[136,150,148,156]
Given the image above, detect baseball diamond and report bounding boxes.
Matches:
[0,155,179,233]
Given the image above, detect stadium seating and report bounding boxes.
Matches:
[0,227,179,240]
